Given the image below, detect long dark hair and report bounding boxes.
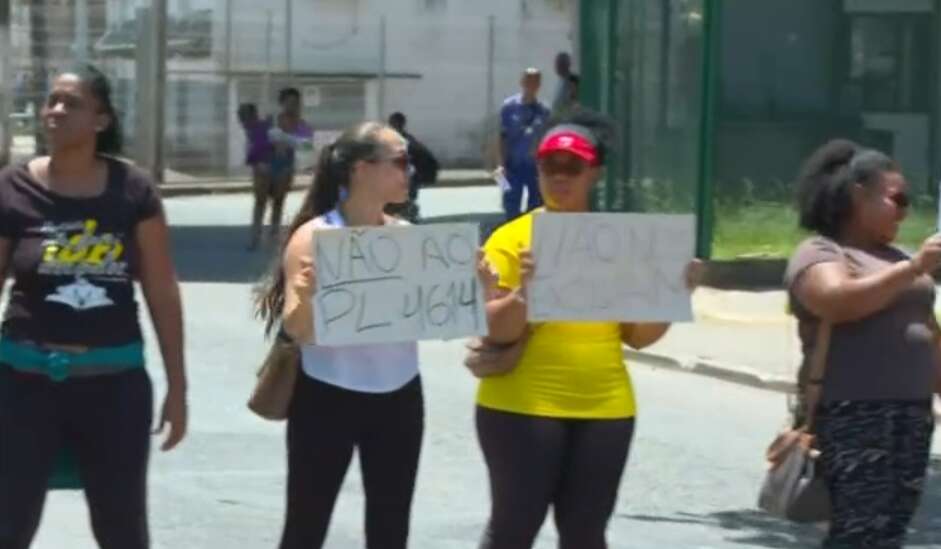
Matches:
[254,121,392,335]
[64,64,123,155]
[796,139,897,238]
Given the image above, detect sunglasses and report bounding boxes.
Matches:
[538,156,589,177]
[372,153,411,173]
[888,191,910,209]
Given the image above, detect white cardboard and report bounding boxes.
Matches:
[313,223,487,345]
[529,212,695,322]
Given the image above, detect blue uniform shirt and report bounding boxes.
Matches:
[500,94,550,181]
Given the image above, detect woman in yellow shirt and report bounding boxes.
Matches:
[477,110,701,549]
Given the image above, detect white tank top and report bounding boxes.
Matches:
[300,209,419,393]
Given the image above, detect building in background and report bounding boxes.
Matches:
[580,0,941,260]
[1,0,576,179]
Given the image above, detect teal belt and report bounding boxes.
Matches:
[0,338,144,382]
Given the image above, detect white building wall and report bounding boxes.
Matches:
[225,0,575,168]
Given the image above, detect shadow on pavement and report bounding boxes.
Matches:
[619,459,941,548]
[170,225,277,284]
[169,212,506,283]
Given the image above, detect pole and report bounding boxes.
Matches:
[263,10,272,111]
[285,0,293,77]
[224,0,233,74]
[486,15,495,120]
[0,0,10,166]
[152,0,167,182]
[694,0,719,259]
[378,15,387,120]
[225,0,233,175]
[75,0,89,62]
[29,0,49,156]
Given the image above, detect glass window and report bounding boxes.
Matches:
[847,15,933,112]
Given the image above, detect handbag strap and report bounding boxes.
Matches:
[801,320,831,433]
[800,240,848,434]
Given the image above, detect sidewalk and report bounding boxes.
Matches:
[632,289,799,392]
[635,288,941,397]
[159,169,493,197]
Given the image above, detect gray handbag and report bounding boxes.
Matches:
[757,320,832,522]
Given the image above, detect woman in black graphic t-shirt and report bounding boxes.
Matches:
[0,65,187,549]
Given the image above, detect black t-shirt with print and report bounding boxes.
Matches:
[0,157,163,347]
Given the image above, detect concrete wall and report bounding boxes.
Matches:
[221,0,576,168]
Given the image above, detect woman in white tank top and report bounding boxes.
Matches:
[255,121,426,549]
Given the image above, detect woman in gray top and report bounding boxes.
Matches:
[785,139,941,548]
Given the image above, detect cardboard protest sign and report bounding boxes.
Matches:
[529,213,695,322]
[313,223,487,345]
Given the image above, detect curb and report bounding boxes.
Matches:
[694,310,791,326]
[159,182,257,198]
[158,178,494,199]
[624,348,796,394]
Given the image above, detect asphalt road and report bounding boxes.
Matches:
[29,188,941,548]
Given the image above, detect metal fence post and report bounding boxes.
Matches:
[378,15,387,120]
[224,0,234,176]
[694,0,719,259]
[75,0,89,62]
[0,0,11,167]
[286,0,293,77]
[29,0,49,156]
[263,9,272,111]
[153,0,167,183]
[136,3,167,182]
[134,8,152,168]
[486,14,495,121]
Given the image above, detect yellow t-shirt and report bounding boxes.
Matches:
[478,211,636,419]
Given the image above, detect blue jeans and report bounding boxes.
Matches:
[502,171,542,220]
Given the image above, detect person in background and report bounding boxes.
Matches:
[786,139,941,548]
[496,68,550,220]
[477,109,702,549]
[386,111,439,223]
[551,52,574,114]
[0,64,187,549]
[564,74,580,113]
[237,103,274,250]
[267,88,314,247]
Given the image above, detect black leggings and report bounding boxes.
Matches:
[476,406,635,549]
[279,374,425,549]
[0,366,153,549]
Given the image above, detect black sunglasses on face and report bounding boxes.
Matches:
[888,191,910,209]
[538,157,589,177]
[371,153,411,173]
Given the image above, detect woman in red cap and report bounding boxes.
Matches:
[476,110,701,549]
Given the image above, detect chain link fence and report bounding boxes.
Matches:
[2,0,576,183]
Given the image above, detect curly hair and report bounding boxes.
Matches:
[796,139,898,238]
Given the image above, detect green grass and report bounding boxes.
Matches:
[711,202,937,260]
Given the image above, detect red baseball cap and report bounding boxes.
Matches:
[536,125,600,166]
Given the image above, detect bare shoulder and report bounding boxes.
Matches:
[26,156,49,180]
[384,214,410,226]
[283,219,316,264]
